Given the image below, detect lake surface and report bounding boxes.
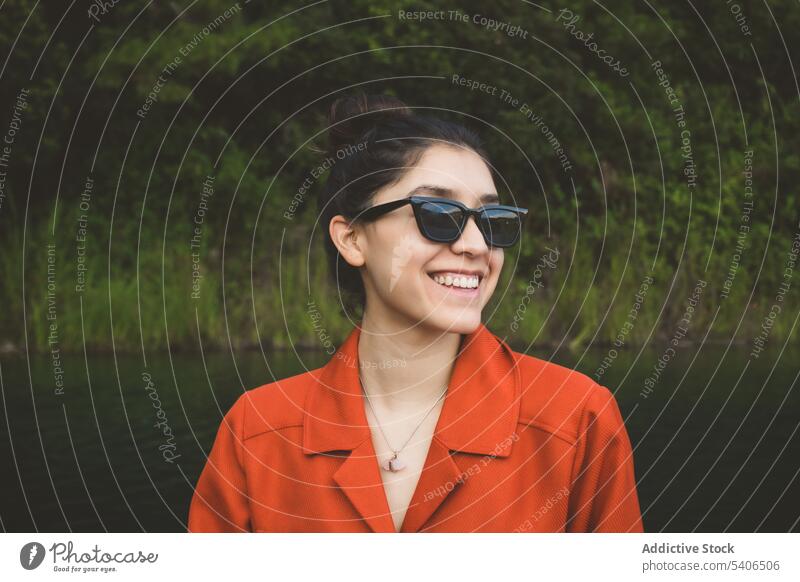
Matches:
[1,343,798,532]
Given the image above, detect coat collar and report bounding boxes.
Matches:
[303,320,521,457]
[302,321,522,532]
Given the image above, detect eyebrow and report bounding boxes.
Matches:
[406,184,501,205]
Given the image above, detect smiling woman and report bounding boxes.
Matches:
[188,91,643,533]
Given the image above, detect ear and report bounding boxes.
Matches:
[329,215,366,268]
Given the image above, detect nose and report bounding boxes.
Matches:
[450,214,490,255]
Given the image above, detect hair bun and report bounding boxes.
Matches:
[326,92,412,154]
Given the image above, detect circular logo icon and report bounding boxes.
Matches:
[20,542,46,570]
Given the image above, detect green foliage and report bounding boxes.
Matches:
[0,0,797,352]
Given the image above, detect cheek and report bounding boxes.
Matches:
[485,251,505,293]
[379,233,432,291]
[492,249,505,268]
[490,249,505,275]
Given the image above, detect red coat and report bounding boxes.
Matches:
[188,322,644,532]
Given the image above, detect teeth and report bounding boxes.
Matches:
[431,273,480,289]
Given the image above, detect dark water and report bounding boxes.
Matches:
[1,343,798,532]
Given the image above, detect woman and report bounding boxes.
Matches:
[188,92,643,533]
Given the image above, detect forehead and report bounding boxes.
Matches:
[376,144,497,206]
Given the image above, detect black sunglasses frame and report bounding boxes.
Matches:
[355,195,528,248]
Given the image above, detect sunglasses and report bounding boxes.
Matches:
[355,195,528,248]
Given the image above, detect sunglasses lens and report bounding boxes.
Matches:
[417,200,464,242]
[480,208,523,247]
[413,198,525,247]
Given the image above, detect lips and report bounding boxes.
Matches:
[427,269,486,281]
[429,272,479,289]
[426,271,482,299]
[428,269,486,285]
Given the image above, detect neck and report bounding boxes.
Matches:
[356,313,464,411]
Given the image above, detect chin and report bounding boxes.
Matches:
[425,310,482,336]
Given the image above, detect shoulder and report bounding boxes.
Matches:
[511,349,621,445]
[222,367,322,442]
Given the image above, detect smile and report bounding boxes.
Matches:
[430,272,480,289]
[426,272,482,298]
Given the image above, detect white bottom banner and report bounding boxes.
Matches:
[1,533,798,581]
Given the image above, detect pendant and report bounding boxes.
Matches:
[382,453,406,472]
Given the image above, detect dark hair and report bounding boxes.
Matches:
[317,91,492,316]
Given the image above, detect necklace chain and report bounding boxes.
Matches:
[359,374,448,458]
